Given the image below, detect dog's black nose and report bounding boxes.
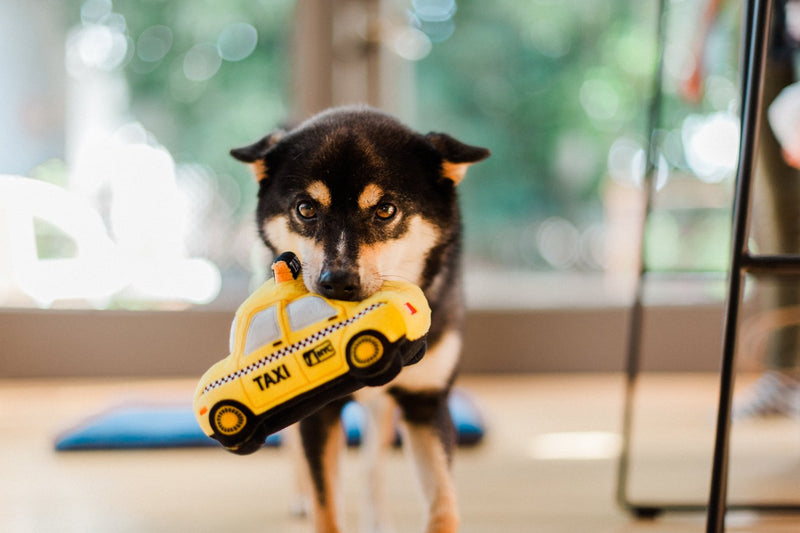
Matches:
[318,270,361,301]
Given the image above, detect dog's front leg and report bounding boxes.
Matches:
[299,399,347,533]
[284,424,312,517]
[391,389,459,533]
[359,392,398,533]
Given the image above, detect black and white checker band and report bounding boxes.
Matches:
[201,302,387,395]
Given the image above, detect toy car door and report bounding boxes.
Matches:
[240,304,307,410]
[285,296,347,383]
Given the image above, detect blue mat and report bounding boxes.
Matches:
[55,389,484,451]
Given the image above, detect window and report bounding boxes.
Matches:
[228,316,238,354]
[1,0,738,312]
[412,0,738,308]
[286,296,337,332]
[1,0,744,377]
[0,0,293,310]
[243,306,281,356]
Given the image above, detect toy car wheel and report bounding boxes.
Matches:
[228,423,269,456]
[210,401,255,447]
[346,330,397,385]
[403,337,427,366]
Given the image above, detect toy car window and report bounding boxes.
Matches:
[244,306,281,355]
[286,296,337,332]
[228,316,238,353]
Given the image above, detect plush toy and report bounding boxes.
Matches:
[193,252,431,455]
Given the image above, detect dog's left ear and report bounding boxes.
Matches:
[426,133,490,185]
[230,129,286,182]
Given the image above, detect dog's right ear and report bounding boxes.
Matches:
[230,129,286,182]
[425,132,490,185]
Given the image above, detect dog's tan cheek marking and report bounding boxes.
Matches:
[358,215,439,294]
[358,183,384,210]
[262,216,324,288]
[307,180,331,208]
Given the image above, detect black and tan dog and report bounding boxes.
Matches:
[231,106,489,533]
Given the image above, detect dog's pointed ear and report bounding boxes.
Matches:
[230,130,286,182]
[426,133,490,185]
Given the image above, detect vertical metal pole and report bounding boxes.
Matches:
[706,0,772,531]
[616,0,669,514]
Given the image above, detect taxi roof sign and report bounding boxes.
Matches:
[272,252,302,283]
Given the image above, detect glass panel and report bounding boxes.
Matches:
[623,0,800,509]
[412,0,739,306]
[286,296,337,332]
[244,306,280,355]
[0,0,746,310]
[625,277,800,507]
[0,1,292,310]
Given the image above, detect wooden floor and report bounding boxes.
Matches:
[2,374,799,532]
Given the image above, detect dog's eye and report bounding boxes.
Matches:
[375,203,397,221]
[296,201,317,220]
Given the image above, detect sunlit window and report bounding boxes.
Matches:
[413,0,738,283]
[1,0,292,309]
[0,0,741,310]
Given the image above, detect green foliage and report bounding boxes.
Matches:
[67,0,294,215]
[61,0,735,272]
[415,0,660,266]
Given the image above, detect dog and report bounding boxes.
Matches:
[230,105,489,533]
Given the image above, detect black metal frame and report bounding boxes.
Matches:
[617,0,800,530]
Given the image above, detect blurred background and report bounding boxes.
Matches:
[9,2,800,526]
[0,0,742,312]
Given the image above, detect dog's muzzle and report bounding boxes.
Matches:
[317,270,361,301]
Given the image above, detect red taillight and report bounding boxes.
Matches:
[404,302,417,315]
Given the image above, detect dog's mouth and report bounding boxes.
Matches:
[314,269,363,301]
[305,267,384,302]
[297,251,384,302]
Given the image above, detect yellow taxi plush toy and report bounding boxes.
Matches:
[193,252,431,455]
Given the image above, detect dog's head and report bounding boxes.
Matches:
[231,106,489,301]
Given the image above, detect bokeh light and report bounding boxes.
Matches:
[393,26,433,61]
[682,112,739,183]
[183,42,222,82]
[527,19,571,58]
[412,0,456,22]
[66,23,130,75]
[217,22,258,62]
[412,0,457,42]
[579,77,620,122]
[608,137,646,187]
[137,25,173,63]
[537,217,580,270]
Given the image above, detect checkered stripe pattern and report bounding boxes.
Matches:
[201,302,387,395]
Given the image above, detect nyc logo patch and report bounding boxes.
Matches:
[303,340,336,367]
